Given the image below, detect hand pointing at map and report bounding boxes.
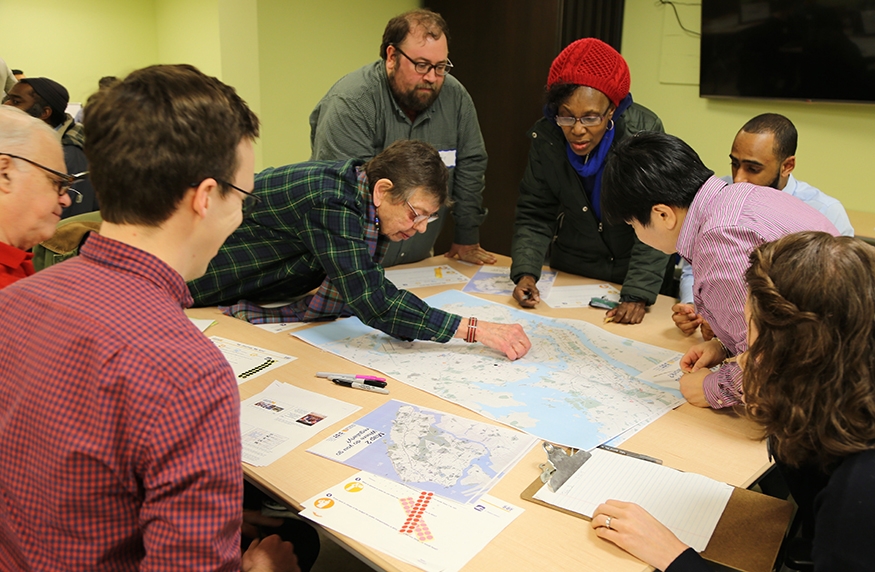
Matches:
[455,319,531,360]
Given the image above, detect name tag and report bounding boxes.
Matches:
[439,149,457,168]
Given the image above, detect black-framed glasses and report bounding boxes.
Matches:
[391,44,453,76]
[0,153,86,202]
[554,107,612,128]
[192,178,261,215]
[406,199,439,225]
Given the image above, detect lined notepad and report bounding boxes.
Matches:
[533,448,732,551]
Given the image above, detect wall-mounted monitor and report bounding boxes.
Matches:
[700,1,875,104]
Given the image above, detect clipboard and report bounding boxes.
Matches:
[521,475,793,572]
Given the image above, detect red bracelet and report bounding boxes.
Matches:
[466,317,478,343]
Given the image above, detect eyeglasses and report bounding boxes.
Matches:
[554,107,612,128]
[191,178,261,215]
[0,153,86,203]
[391,44,454,76]
[406,200,439,225]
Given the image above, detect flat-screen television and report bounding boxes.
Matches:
[700,1,875,104]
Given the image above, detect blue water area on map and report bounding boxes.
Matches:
[343,401,501,503]
[294,290,682,451]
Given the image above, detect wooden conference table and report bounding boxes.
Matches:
[186,255,773,572]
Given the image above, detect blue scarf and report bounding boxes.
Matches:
[560,93,633,220]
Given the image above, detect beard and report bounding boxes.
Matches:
[388,69,441,113]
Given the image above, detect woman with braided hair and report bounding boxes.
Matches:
[588,231,875,571]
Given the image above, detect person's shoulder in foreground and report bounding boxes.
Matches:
[0,64,298,571]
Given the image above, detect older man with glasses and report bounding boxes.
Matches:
[0,106,74,288]
[309,8,495,268]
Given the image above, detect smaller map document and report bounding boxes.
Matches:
[299,471,524,572]
[384,265,470,289]
[308,400,538,504]
[545,283,620,309]
[209,336,297,385]
[462,265,558,298]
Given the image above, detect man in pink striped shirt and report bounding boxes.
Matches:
[602,132,837,409]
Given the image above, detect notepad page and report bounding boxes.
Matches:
[533,448,732,551]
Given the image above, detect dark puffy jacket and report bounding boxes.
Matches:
[510,103,668,303]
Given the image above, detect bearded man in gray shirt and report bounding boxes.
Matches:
[309,8,495,267]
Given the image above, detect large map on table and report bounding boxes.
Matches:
[294,290,684,450]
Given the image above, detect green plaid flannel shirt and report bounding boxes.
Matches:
[189,159,461,342]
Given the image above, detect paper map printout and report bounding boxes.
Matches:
[308,400,538,503]
[294,290,684,451]
[299,471,523,572]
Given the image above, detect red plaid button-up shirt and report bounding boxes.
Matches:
[0,233,242,570]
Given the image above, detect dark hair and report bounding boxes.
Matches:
[363,140,450,206]
[601,132,714,226]
[97,76,119,90]
[11,69,23,76]
[84,64,259,226]
[740,113,797,161]
[544,83,581,118]
[544,84,615,120]
[380,9,449,59]
[744,232,875,470]
[28,90,64,128]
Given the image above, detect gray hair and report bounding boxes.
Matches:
[0,106,56,156]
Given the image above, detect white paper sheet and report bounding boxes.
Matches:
[254,322,308,333]
[544,284,620,309]
[209,336,297,385]
[240,381,361,466]
[189,317,216,332]
[533,448,732,551]
[383,265,470,289]
[299,471,523,572]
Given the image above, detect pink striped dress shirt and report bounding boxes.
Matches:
[676,176,839,408]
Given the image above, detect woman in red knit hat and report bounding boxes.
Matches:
[510,38,669,324]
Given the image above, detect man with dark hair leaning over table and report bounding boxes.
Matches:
[309,8,495,267]
[0,64,299,571]
[600,131,837,410]
[189,139,531,361]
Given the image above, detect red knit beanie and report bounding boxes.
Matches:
[547,38,631,107]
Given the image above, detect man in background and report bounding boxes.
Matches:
[0,106,74,288]
[2,76,97,217]
[674,113,854,337]
[309,8,495,267]
[0,64,298,571]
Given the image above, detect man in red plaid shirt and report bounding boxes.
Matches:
[0,65,296,571]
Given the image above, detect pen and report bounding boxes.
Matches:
[598,444,662,465]
[317,372,386,382]
[320,374,386,388]
[331,378,390,395]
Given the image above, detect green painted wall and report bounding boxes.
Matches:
[621,0,875,213]
[156,0,222,77]
[256,0,417,167]
[0,0,158,105]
